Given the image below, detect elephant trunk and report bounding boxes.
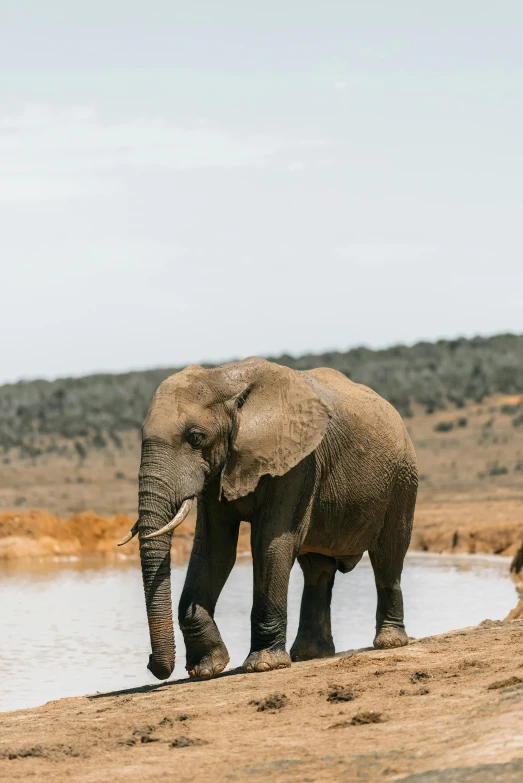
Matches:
[138,440,179,680]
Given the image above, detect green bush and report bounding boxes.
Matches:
[501,404,521,415]
[434,421,454,433]
[488,462,509,476]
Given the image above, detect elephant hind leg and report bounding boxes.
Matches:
[369,481,416,650]
[290,553,337,662]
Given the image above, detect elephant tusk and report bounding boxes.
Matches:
[117,520,140,547]
[142,497,195,540]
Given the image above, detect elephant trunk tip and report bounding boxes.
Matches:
[147,653,175,681]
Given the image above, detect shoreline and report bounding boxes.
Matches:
[2,621,523,782]
[2,549,515,717]
[0,548,514,570]
[2,497,523,564]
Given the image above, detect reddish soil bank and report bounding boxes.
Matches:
[2,621,523,782]
[2,499,523,562]
[0,510,251,562]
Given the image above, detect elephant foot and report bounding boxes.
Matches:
[187,642,230,679]
[290,634,335,662]
[373,625,409,650]
[243,649,291,673]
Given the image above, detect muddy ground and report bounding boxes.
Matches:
[2,620,523,782]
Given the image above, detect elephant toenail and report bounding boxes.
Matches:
[255,662,270,671]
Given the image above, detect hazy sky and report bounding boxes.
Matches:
[1,1,522,384]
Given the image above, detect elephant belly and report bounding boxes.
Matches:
[300,500,387,558]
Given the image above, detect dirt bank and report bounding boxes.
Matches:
[1,499,523,562]
[2,620,523,782]
[0,510,252,563]
[0,510,137,561]
[412,499,523,557]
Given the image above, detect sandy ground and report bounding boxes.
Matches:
[2,620,523,782]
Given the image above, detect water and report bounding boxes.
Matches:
[0,553,516,713]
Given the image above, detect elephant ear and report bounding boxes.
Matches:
[220,359,332,501]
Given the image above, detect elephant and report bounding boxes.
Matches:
[118,356,418,680]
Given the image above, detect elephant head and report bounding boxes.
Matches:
[119,357,331,679]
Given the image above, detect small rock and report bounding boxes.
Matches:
[487,676,523,690]
[249,693,288,711]
[170,736,208,748]
[328,710,388,729]
[327,685,356,703]
[480,619,503,628]
[410,671,431,684]
[351,710,387,725]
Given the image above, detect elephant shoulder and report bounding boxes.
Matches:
[301,368,380,409]
[303,368,409,444]
[301,367,352,394]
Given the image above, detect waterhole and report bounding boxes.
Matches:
[0,552,516,712]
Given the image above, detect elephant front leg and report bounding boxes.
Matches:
[243,532,297,674]
[179,513,240,678]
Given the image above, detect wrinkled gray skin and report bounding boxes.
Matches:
[137,357,418,681]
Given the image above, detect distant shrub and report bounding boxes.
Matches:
[74,442,87,460]
[501,404,521,415]
[20,442,43,458]
[115,471,125,480]
[109,430,123,449]
[447,391,466,408]
[91,431,107,449]
[483,418,494,429]
[457,417,468,428]
[1,332,523,452]
[434,421,454,433]
[488,462,509,477]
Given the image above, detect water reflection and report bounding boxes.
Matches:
[0,552,516,713]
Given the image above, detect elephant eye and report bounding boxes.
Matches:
[187,430,205,448]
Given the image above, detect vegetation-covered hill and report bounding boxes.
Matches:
[1,333,523,456]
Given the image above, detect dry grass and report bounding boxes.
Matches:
[1,394,522,561]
